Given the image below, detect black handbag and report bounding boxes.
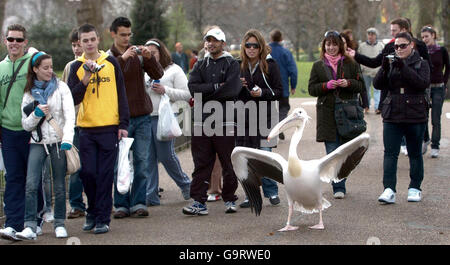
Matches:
[334,90,367,139]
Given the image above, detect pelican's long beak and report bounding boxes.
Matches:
[268,112,305,140]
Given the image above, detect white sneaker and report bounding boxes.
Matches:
[15,227,37,240]
[430,149,439,158]
[378,188,396,204]
[43,211,55,223]
[407,188,422,202]
[207,193,222,202]
[55,227,68,238]
[400,145,408,156]
[0,227,20,241]
[36,226,43,236]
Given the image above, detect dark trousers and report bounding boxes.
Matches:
[79,130,118,226]
[383,122,426,192]
[190,133,238,204]
[1,127,43,231]
[429,86,445,149]
[278,97,290,121]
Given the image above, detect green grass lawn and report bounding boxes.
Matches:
[292,61,313,98]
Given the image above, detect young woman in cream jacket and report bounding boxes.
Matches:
[16,52,75,240]
[144,39,192,206]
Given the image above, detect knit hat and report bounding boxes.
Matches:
[366,27,378,35]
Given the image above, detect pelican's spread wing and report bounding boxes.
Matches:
[231,147,287,216]
[318,133,370,183]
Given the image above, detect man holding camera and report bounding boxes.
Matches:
[67,23,130,234]
[107,17,163,219]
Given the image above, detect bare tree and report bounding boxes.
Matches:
[0,0,6,35]
[416,0,439,36]
[440,0,450,50]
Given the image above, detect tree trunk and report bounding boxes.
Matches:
[0,0,6,36]
[442,0,450,98]
[416,0,438,37]
[442,0,450,50]
[342,0,358,31]
[76,0,105,47]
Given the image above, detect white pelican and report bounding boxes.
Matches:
[231,108,370,231]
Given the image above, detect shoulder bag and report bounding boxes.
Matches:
[46,115,80,175]
[334,89,367,139]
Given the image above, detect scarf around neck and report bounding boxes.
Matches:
[427,44,441,54]
[31,76,58,105]
[324,53,344,78]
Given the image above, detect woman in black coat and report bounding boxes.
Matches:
[236,29,283,208]
[374,32,430,204]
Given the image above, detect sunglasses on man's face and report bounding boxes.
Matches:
[245,42,260,49]
[6,37,25,43]
[394,43,410,50]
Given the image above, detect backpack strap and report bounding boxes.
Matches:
[3,59,27,109]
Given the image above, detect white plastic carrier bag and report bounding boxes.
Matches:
[157,94,182,141]
[117,137,134,194]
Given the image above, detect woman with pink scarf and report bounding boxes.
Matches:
[308,30,365,199]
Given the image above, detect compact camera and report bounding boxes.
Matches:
[134,46,142,55]
[83,63,105,73]
[386,54,399,64]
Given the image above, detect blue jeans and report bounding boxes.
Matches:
[325,135,347,194]
[1,128,43,231]
[146,116,191,206]
[24,143,66,232]
[383,122,426,192]
[363,75,380,109]
[429,85,445,149]
[260,147,278,197]
[69,127,85,211]
[114,115,151,213]
[42,158,53,214]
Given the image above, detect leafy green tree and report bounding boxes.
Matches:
[28,21,73,71]
[131,0,169,45]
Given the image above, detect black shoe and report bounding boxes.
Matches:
[83,218,96,231]
[239,199,250,208]
[131,208,149,218]
[279,133,285,140]
[94,224,110,234]
[269,195,280,205]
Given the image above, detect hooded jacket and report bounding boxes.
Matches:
[373,51,430,123]
[236,57,283,148]
[188,51,242,127]
[0,52,32,131]
[67,51,129,132]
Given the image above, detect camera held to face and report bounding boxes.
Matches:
[386,53,400,64]
[134,46,142,55]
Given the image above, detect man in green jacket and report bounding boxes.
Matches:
[0,24,43,241]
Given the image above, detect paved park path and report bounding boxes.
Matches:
[1,98,449,245]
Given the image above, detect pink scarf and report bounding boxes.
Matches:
[324,53,343,76]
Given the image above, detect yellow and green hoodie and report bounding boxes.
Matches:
[67,51,129,133]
